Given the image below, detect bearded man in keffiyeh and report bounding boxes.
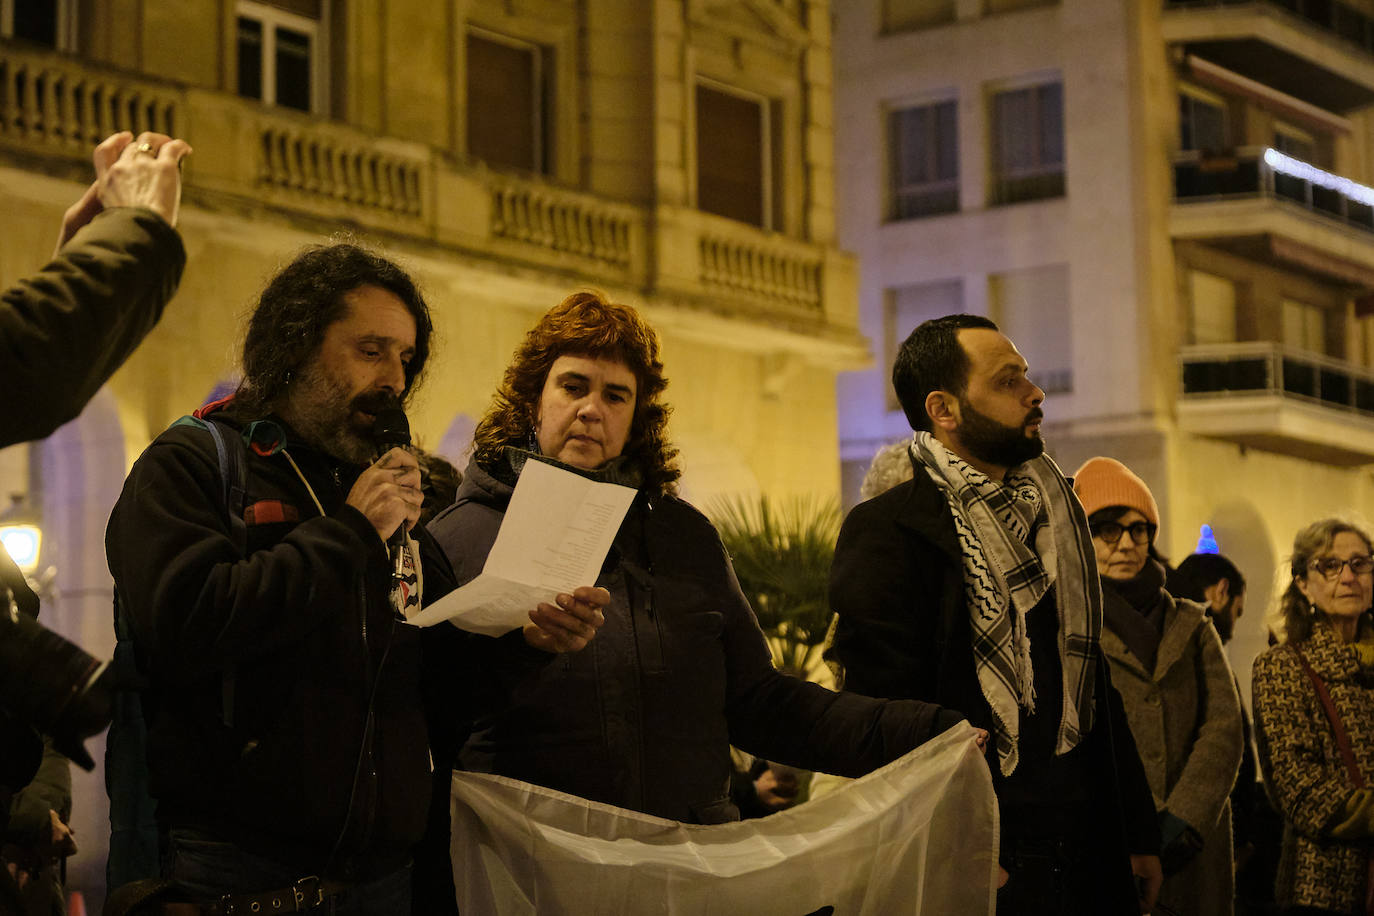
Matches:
[826,315,1164,915]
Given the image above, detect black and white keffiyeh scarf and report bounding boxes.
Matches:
[911,433,1101,776]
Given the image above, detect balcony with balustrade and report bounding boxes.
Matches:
[1178,342,1374,463]
[1171,147,1374,290]
[1162,0,1374,112]
[0,42,857,349]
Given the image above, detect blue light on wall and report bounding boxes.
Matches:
[1195,524,1219,555]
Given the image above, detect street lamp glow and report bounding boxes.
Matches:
[0,524,41,574]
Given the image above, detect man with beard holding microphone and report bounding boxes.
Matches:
[106,244,606,914]
[824,315,1162,915]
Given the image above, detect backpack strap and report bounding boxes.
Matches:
[197,417,249,729]
[167,414,250,727]
[200,418,249,552]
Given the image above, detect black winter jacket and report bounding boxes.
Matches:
[426,457,959,823]
[106,412,439,880]
[826,469,1162,912]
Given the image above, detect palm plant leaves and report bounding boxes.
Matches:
[709,495,841,680]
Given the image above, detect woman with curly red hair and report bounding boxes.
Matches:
[414,291,979,912]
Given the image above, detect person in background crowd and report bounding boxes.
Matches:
[416,449,462,527]
[1172,552,1284,914]
[825,314,1162,915]
[0,129,189,916]
[858,436,915,502]
[1252,518,1374,916]
[1074,458,1244,916]
[418,291,984,914]
[1171,553,1247,644]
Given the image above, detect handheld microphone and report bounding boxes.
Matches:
[371,406,412,581]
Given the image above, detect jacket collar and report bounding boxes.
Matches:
[1102,596,1212,680]
[457,456,512,507]
[891,467,962,566]
[1154,598,1209,678]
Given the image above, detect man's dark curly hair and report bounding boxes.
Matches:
[472,291,681,494]
[232,243,433,415]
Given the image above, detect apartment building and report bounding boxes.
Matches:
[0,0,853,905]
[835,0,1374,687]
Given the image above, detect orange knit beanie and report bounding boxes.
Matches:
[1071,456,1159,526]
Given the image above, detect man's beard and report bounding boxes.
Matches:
[956,399,1045,470]
[287,363,398,465]
[1211,596,1237,643]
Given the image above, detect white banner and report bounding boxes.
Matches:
[448,724,999,915]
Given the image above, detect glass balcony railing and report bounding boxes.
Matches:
[1164,0,1374,58]
[1174,146,1374,234]
[1180,342,1374,417]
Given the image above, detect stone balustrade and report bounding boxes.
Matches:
[657,207,842,322]
[0,41,852,333]
[490,179,635,271]
[256,121,426,219]
[698,230,823,310]
[0,47,177,154]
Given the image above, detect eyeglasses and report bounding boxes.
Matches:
[1090,521,1155,546]
[1308,555,1374,580]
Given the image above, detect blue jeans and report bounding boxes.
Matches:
[163,828,411,915]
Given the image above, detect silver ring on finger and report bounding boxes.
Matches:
[135,142,155,156]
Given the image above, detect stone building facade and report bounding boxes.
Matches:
[834,0,1374,702]
[0,1,855,906]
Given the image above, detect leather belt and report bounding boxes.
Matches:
[217,875,346,914]
[150,875,348,915]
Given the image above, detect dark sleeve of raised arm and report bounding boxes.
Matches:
[106,434,385,683]
[0,207,185,446]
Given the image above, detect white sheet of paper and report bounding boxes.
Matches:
[410,460,635,635]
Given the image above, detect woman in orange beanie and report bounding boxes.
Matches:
[1073,456,1243,916]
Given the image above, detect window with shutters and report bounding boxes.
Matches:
[236,0,326,114]
[888,99,959,220]
[466,28,552,175]
[989,81,1064,205]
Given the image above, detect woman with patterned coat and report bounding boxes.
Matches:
[1074,457,1244,916]
[1253,518,1374,916]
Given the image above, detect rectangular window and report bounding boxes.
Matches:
[1273,123,1316,165]
[1282,299,1327,355]
[989,264,1072,393]
[1179,89,1227,153]
[1,0,75,49]
[990,82,1064,205]
[1356,313,1374,368]
[881,0,956,32]
[466,30,550,175]
[884,279,964,411]
[1189,270,1237,345]
[696,82,774,228]
[236,0,323,113]
[985,0,1056,11]
[888,100,959,220]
